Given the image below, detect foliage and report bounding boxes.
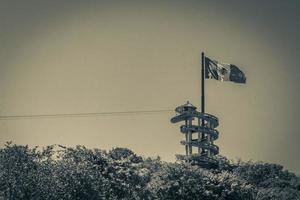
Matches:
[0,142,299,200]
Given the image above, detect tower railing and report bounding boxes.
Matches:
[171,101,219,168]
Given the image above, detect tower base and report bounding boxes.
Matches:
[176,154,218,169]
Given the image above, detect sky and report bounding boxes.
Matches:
[0,0,299,173]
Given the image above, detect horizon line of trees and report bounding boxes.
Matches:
[0,142,299,200]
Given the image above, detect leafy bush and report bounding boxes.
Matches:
[0,142,299,200]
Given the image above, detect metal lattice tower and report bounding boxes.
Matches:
[171,101,219,168]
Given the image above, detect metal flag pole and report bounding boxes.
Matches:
[201,52,205,117]
[200,52,205,154]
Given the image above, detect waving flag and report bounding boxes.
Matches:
[205,57,246,84]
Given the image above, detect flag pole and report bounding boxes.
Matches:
[200,52,205,155]
[201,52,205,114]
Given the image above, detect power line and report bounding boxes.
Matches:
[0,109,174,120]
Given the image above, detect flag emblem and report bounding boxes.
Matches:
[205,57,246,83]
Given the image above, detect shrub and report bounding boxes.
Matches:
[0,142,299,200]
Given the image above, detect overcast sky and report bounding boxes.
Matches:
[0,0,299,173]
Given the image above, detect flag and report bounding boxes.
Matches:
[205,57,246,84]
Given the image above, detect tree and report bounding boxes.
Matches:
[0,143,299,200]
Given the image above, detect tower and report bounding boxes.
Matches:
[170,101,219,168]
[170,52,245,168]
